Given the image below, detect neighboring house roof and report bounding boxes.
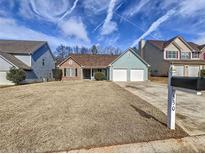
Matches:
[147,36,203,52]
[199,44,205,50]
[169,60,205,65]
[187,42,201,52]
[0,40,46,54]
[110,48,150,67]
[59,54,119,68]
[0,51,31,70]
[147,40,166,50]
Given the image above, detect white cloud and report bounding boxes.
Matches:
[179,0,205,16]
[19,0,78,23]
[122,0,150,18]
[131,9,176,46]
[60,17,90,43]
[83,0,110,15]
[58,0,79,23]
[101,0,118,35]
[0,17,89,51]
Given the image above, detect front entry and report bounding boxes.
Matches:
[83,69,91,79]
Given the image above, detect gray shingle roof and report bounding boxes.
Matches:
[0,40,46,54]
[0,51,31,70]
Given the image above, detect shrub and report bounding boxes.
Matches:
[6,67,26,85]
[200,69,205,77]
[94,72,105,81]
[52,68,62,81]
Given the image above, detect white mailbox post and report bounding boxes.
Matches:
[167,65,176,129]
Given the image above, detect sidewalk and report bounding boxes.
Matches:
[68,135,205,153]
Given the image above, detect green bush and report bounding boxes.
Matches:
[94,72,105,81]
[200,69,205,77]
[52,68,62,80]
[6,67,26,85]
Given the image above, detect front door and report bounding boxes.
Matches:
[83,69,91,79]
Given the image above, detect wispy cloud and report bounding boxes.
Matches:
[19,0,72,22]
[60,17,90,43]
[83,0,110,15]
[131,9,176,46]
[179,0,205,16]
[131,0,205,47]
[122,0,150,18]
[58,0,79,23]
[101,0,118,35]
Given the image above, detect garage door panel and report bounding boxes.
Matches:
[0,72,12,84]
[174,66,184,76]
[113,69,127,81]
[130,70,144,81]
[188,66,200,77]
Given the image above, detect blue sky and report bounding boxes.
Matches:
[0,0,205,52]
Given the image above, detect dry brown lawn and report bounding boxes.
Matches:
[149,76,168,84]
[0,81,187,152]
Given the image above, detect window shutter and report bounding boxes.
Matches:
[75,68,78,77]
[64,68,66,77]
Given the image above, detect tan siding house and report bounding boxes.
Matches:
[139,36,205,76]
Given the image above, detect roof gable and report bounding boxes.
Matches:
[147,36,201,52]
[110,48,150,67]
[164,36,193,51]
[58,56,82,67]
[0,51,31,70]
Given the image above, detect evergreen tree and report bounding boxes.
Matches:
[91,45,98,54]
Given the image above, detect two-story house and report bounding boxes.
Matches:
[0,40,55,85]
[139,36,205,77]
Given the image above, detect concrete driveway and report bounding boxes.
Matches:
[117,81,205,136]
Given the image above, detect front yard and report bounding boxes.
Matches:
[0,81,187,152]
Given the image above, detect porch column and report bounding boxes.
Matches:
[81,68,83,79]
[107,68,109,80]
[91,68,92,80]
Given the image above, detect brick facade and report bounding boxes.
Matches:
[59,57,82,80]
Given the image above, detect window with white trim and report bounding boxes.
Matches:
[166,51,178,59]
[192,52,199,59]
[181,52,190,59]
[64,68,77,77]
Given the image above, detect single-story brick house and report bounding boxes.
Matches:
[58,48,150,82]
[0,40,55,85]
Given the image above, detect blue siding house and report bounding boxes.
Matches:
[0,40,55,85]
[109,48,150,81]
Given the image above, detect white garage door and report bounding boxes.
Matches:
[130,70,144,81]
[113,69,127,81]
[174,66,184,76]
[0,72,12,84]
[188,66,200,77]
